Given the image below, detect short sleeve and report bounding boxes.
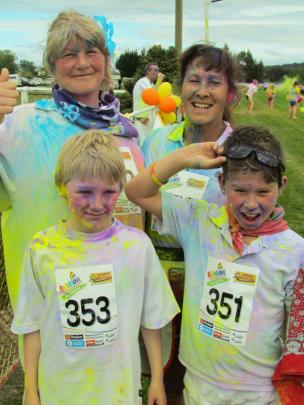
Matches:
[141,238,180,328]
[11,246,45,334]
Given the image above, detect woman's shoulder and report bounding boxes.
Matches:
[9,102,36,116]
[2,102,37,127]
[148,123,180,142]
[141,122,182,162]
[264,228,304,254]
[6,99,56,121]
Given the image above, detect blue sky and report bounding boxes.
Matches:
[0,0,303,67]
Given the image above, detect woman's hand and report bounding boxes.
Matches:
[182,141,226,170]
[0,68,19,122]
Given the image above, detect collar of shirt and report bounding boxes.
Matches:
[167,121,185,143]
[167,120,232,145]
[207,204,274,257]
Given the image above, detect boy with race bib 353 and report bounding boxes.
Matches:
[11,129,179,405]
[126,125,304,405]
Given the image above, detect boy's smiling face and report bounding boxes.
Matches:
[220,170,285,230]
[65,178,121,233]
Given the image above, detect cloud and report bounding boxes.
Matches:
[0,0,303,66]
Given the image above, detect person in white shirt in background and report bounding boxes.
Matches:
[132,63,164,121]
[246,78,258,114]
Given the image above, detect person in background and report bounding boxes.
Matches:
[11,129,179,405]
[0,9,143,311]
[246,78,258,114]
[141,43,241,404]
[266,83,275,111]
[126,124,304,405]
[288,80,300,119]
[132,63,165,117]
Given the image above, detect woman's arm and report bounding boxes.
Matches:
[141,327,166,405]
[24,331,41,405]
[125,142,226,220]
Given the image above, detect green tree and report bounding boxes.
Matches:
[19,60,38,79]
[115,50,141,88]
[135,45,178,86]
[265,63,304,83]
[223,43,230,53]
[0,49,18,73]
[237,50,264,82]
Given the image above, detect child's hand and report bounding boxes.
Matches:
[147,379,167,405]
[182,141,226,170]
[24,389,41,405]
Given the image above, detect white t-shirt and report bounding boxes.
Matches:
[12,219,180,405]
[246,82,258,98]
[132,77,153,112]
[158,192,304,391]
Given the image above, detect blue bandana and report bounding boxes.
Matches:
[52,84,138,138]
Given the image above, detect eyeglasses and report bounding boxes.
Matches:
[227,145,284,169]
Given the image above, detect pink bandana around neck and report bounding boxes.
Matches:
[227,206,289,255]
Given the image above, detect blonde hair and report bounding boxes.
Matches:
[43,10,112,90]
[55,129,126,193]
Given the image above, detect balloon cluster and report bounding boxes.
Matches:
[141,82,181,125]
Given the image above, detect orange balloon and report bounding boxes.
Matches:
[159,96,176,113]
[141,88,160,106]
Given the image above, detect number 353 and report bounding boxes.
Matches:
[206,288,243,323]
[65,296,111,328]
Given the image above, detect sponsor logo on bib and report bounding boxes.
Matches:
[233,271,256,286]
[207,262,229,286]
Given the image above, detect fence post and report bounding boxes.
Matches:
[19,88,29,104]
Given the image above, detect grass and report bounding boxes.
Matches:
[234,89,304,236]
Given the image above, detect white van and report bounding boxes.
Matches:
[9,74,22,86]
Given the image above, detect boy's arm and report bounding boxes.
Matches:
[125,142,226,220]
[141,326,166,405]
[24,331,41,405]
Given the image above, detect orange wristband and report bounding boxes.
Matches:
[149,162,168,187]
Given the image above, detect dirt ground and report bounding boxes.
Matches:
[0,364,24,405]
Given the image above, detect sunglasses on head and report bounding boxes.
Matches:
[227,145,284,169]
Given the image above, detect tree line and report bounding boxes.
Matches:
[0,50,39,78]
[1,46,303,85]
[115,45,304,90]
